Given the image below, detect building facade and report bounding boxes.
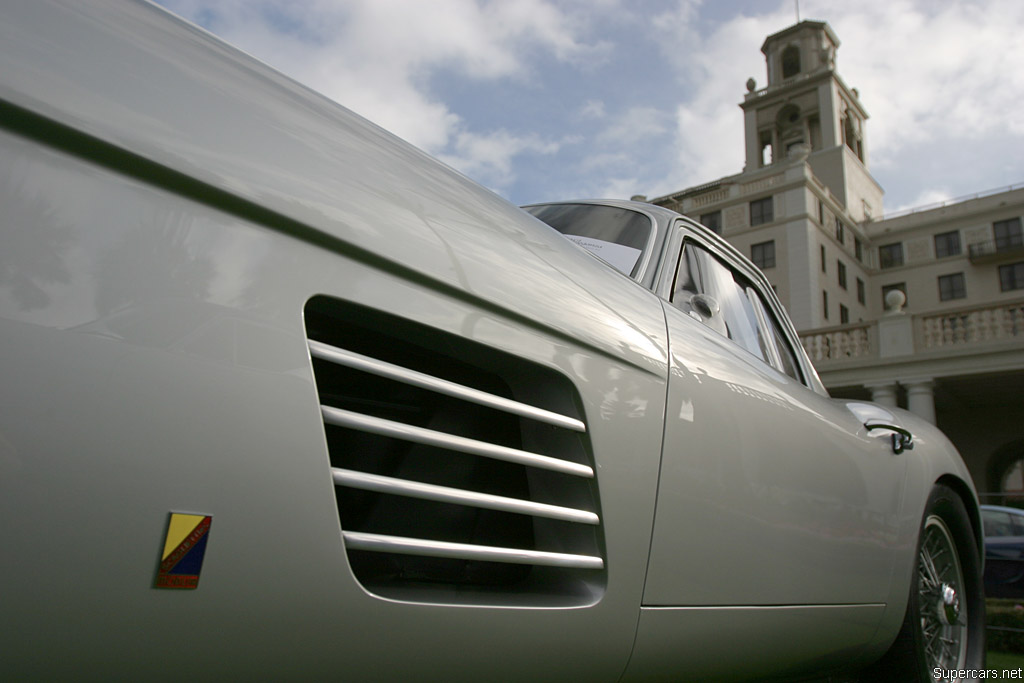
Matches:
[649,20,1024,501]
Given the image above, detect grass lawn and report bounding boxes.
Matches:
[986,597,1024,673]
[988,649,1024,669]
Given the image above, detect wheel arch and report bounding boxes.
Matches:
[935,473,984,563]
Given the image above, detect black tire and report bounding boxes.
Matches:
[865,484,985,681]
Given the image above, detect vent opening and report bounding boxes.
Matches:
[304,296,605,606]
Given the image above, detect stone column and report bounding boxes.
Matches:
[865,382,898,408]
[905,378,936,425]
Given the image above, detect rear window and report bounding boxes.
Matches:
[525,203,653,279]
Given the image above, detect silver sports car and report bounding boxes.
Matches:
[0,1,983,680]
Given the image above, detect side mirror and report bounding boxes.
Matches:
[691,293,720,319]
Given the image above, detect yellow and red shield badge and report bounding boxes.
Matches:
[155,513,212,589]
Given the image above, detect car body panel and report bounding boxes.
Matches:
[0,0,983,679]
[643,302,908,607]
[621,604,885,681]
[0,126,667,680]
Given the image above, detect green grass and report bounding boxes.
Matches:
[987,649,1024,669]
[986,597,1024,674]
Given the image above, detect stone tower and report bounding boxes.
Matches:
[741,21,881,222]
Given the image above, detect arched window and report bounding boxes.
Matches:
[1003,459,1024,495]
[782,45,801,78]
[986,440,1024,506]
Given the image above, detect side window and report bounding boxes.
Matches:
[672,241,804,383]
[746,287,803,382]
[983,509,1014,538]
[671,245,701,304]
[671,243,767,363]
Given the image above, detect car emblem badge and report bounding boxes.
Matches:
[155,513,212,589]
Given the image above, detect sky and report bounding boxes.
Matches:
[153,0,1024,216]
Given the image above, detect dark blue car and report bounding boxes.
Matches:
[982,505,1024,598]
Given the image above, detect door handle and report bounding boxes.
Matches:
[865,421,914,454]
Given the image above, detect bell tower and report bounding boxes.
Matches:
[740,21,880,221]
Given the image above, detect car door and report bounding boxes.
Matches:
[642,234,909,608]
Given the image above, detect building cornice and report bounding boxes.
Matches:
[761,20,840,54]
[742,67,868,121]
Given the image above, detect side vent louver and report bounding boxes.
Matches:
[304,297,605,606]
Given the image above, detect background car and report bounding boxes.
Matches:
[0,1,984,680]
[982,504,1024,598]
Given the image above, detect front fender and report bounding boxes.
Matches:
[868,407,981,657]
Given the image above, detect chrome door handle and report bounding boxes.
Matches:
[865,422,914,454]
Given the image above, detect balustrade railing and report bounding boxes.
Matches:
[800,323,872,362]
[968,238,1024,261]
[799,300,1024,366]
[740,174,782,195]
[689,189,729,208]
[920,302,1024,348]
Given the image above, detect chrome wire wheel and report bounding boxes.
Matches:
[917,514,967,670]
[866,485,983,681]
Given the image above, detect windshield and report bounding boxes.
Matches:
[524,203,654,279]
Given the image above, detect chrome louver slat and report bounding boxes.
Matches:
[332,468,600,525]
[304,298,605,603]
[320,404,594,478]
[343,531,604,569]
[309,340,586,433]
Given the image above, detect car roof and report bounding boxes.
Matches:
[981,505,1024,515]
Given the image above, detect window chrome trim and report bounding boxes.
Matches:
[523,199,663,287]
[666,217,821,393]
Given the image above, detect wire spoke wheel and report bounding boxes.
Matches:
[864,485,983,681]
[917,514,968,671]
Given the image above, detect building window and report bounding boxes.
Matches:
[809,115,822,151]
[834,217,845,245]
[822,290,828,320]
[938,273,966,301]
[759,131,773,167]
[855,238,863,262]
[750,197,774,226]
[995,218,1023,251]
[856,277,865,305]
[1000,262,1024,291]
[750,240,776,269]
[882,283,907,310]
[700,211,722,234]
[840,304,849,324]
[837,261,847,289]
[817,200,824,225]
[821,245,827,272]
[934,230,961,258]
[879,242,904,269]
[782,45,801,79]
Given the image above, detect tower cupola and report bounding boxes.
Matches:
[740,20,878,219]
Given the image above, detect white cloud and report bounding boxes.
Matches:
[597,107,672,145]
[891,187,953,214]
[580,100,606,119]
[648,6,792,195]
[578,151,633,173]
[158,0,599,153]
[154,0,1024,207]
[598,177,646,200]
[804,0,1024,167]
[439,129,563,189]
[644,0,1024,202]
